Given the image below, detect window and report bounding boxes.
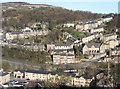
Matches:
[18,76,20,78]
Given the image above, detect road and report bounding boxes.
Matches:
[2,59,42,69]
[2,58,99,72]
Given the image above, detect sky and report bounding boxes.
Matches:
[1,0,119,14]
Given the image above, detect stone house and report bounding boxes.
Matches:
[82,43,105,55]
[53,53,75,64]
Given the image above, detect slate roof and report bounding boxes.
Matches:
[1,72,9,76]
[54,53,74,56]
[14,70,58,75]
[75,76,81,78]
[24,30,31,32]
[75,75,93,79]
[102,17,112,19]
[85,43,101,48]
[67,37,76,43]
[47,43,56,45]
[81,32,100,38]
[93,27,103,29]
[66,73,76,77]
[24,43,32,46]
[10,32,23,34]
[25,70,49,74]
[97,19,102,21]
[24,43,44,46]
[104,33,116,37]
[32,30,48,32]
[14,70,25,73]
[82,76,93,79]
[55,44,72,46]
[50,48,73,52]
[65,68,75,70]
[68,49,74,51]
[17,42,24,45]
[10,41,17,44]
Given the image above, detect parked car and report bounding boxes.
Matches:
[9,80,18,84]
[13,83,24,87]
[2,83,9,88]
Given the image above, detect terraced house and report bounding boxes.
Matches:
[81,32,101,43]
[75,24,84,31]
[0,68,11,85]
[81,23,89,30]
[8,41,18,48]
[55,44,73,50]
[88,21,98,29]
[14,70,94,87]
[102,17,113,22]
[29,30,49,36]
[62,32,76,43]
[14,70,60,83]
[6,29,49,40]
[105,39,119,49]
[24,29,49,38]
[6,32,24,40]
[21,27,32,32]
[73,76,94,87]
[47,43,73,51]
[29,22,49,28]
[62,32,73,40]
[2,41,45,52]
[23,43,45,51]
[97,19,103,25]
[50,49,74,55]
[90,27,104,33]
[53,53,75,64]
[64,23,75,27]
[75,21,98,31]
[101,33,117,42]
[46,43,75,64]
[110,49,120,56]
[82,43,105,55]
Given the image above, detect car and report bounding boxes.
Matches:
[75,59,80,61]
[2,83,9,88]
[30,65,34,67]
[10,80,18,84]
[13,83,24,87]
[37,83,42,88]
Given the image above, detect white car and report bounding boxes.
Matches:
[10,80,18,84]
[2,83,9,88]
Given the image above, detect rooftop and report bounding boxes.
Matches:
[55,44,72,46]
[54,53,74,56]
[85,43,101,48]
[1,72,10,76]
[10,32,23,35]
[14,70,58,75]
[104,33,116,37]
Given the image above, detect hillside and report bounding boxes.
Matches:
[2,2,101,29]
[2,2,53,8]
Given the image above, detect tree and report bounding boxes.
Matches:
[2,7,100,30]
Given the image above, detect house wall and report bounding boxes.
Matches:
[64,23,74,27]
[83,44,105,55]
[91,27,104,33]
[53,54,75,64]
[14,71,24,79]
[73,77,93,87]
[0,73,10,85]
[14,70,93,87]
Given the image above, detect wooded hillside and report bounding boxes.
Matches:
[2,5,100,29]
